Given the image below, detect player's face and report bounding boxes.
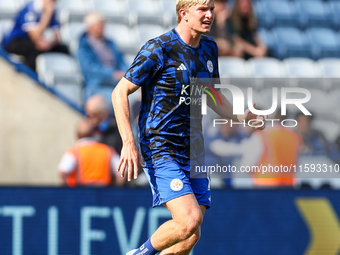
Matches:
[186,1,215,34]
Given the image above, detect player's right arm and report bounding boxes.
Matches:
[111,77,143,181]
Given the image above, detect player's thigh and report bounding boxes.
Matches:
[163,193,203,224]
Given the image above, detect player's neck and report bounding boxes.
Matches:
[175,25,202,48]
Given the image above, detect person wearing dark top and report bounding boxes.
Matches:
[2,0,68,71]
[85,94,123,154]
[230,0,267,59]
[206,0,242,56]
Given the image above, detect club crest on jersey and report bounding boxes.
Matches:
[207,60,213,73]
[170,178,184,191]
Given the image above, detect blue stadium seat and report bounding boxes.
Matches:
[271,27,310,59]
[330,2,340,30]
[306,28,340,59]
[254,1,270,29]
[262,1,299,29]
[296,1,332,29]
[257,28,274,52]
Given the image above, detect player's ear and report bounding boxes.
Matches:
[179,8,188,22]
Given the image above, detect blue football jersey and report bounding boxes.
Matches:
[125,29,220,167]
[2,1,59,47]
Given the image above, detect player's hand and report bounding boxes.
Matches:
[35,38,53,51]
[117,141,144,181]
[237,103,267,130]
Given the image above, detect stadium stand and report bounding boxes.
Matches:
[218,57,249,78]
[36,53,83,106]
[296,0,332,29]
[0,1,22,20]
[306,28,340,60]
[271,27,310,59]
[56,0,93,24]
[0,20,13,45]
[261,1,299,29]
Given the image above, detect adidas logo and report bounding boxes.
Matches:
[177,63,187,71]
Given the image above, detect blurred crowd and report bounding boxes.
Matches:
[1,0,340,189]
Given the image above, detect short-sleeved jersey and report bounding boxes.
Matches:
[125,29,219,167]
[2,0,59,47]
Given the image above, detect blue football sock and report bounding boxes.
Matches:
[133,238,159,255]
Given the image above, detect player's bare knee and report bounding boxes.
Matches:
[180,211,203,239]
[190,229,201,245]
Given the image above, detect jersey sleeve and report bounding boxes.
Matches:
[124,40,164,87]
[21,10,40,32]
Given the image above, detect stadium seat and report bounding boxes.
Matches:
[254,1,270,29]
[271,27,310,59]
[306,28,340,60]
[57,0,93,24]
[52,76,83,107]
[60,22,86,48]
[257,28,274,52]
[283,58,320,78]
[218,57,249,78]
[246,57,286,78]
[36,53,83,106]
[36,53,81,82]
[296,1,332,29]
[330,2,340,30]
[262,1,299,29]
[317,58,340,78]
[123,54,136,66]
[127,0,165,26]
[161,0,177,28]
[92,0,129,26]
[136,24,168,48]
[0,1,21,20]
[105,24,139,55]
[0,20,13,45]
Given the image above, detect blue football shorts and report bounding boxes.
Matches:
[143,160,211,209]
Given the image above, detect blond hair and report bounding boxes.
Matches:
[176,0,212,24]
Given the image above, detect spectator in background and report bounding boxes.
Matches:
[230,0,267,59]
[206,0,242,57]
[58,119,125,187]
[2,0,69,71]
[85,94,123,154]
[295,113,330,155]
[77,12,128,101]
[241,110,300,187]
[205,122,245,187]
